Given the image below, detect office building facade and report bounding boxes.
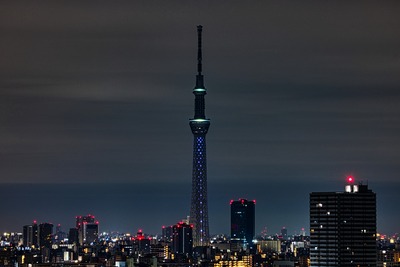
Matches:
[38,223,53,249]
[310,178,376,266]
[76,214,99,245]
[172,222,193,257]
[230,199,256,249]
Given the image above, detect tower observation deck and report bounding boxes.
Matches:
[189,25,210,247]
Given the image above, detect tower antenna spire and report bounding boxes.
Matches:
[190,25,210,247]
[196,25,204,89]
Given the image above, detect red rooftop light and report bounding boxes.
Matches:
[347,176,354,183]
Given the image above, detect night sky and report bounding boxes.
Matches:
[1,1,400,236]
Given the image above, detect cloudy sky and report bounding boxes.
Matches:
[1,1,399,236]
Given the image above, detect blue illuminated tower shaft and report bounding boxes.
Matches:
[190,25,210,247]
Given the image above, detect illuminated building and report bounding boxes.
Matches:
[310,177,376,266]
[190,25,210,247]
[230,199,256,250]
[257,240,281,253]
[150,243,170,260]
[212,255,253,267]
[172,221,193,257]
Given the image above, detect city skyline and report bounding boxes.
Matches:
[1,2,400,236]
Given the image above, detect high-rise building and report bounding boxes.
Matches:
[54,224,66,244]
[23,220,39,248]
[310,177,377,266]
[162,225,173,243]
[84,223,99,244]
[23,224,33,247]
[68,228,79,245]
[38,223,53,249]
[230,199,256,249]
[172,221,193,257]
[189,25,210,247]
[281,227,288,240]
[75,214,99,245]
[32,220,38,248]
[135,229,151,255]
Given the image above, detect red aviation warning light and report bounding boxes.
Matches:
[347,176,354,184]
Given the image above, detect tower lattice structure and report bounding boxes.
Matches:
[189,25,210,247]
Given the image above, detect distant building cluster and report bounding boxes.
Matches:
[0,182,398,267]
[1,209,309,267]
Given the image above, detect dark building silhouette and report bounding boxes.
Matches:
[54,224,66,244]
[162,225,173,242]
[38,223,53,249]
[310,177,377,266]
[32,221,38,248]
[84,223,99,244]
[136,229,151,255]
[68,228,79,245]
[23,221,39,248]
[23,224,33,247]
[281,227,288,240]
[172,221,193,257]
[189,25,210,247]
[230,199,256,249]
[75,214,98,245]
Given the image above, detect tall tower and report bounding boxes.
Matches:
[190,25,210,247]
